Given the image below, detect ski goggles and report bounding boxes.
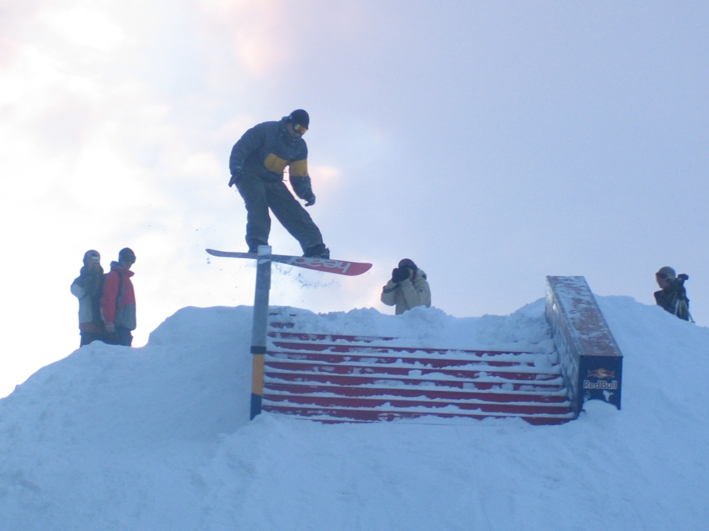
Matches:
[656,272,671,280]
[293,123,308,135]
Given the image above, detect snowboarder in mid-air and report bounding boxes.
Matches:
[654,266,693,322]
[228,109,330,258]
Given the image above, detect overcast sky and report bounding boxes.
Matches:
[1,0,707,397]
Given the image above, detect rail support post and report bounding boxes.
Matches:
[250,245,272,420]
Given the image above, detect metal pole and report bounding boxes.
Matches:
[250,245,271,419]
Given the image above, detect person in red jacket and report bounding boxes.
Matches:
[100,247,137,346]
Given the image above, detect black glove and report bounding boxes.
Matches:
[392,267,410,283]
[291,175,315,205]
[229,167,244,187]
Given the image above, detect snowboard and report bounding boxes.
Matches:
[206,249,372,276]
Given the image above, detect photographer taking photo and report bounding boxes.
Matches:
[381,258,431,315]
[654,266,693,322]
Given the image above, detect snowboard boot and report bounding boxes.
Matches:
[303,243,330,259]
[247,239,268,254]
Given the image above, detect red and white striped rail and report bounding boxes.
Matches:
[261,314,574,425]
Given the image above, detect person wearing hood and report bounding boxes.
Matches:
[70,250,106,346]
[654,266,693,322]
[100,248,137,346]
[228,109,330,259]
[381,258,431,315]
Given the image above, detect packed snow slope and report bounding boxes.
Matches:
[1,296,708,531]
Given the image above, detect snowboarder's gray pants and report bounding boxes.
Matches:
[235,174,324,252]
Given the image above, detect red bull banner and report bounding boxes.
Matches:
[580,358,622,407]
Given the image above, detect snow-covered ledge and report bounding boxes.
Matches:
[545,276,623,416]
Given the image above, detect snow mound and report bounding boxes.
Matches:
[0,297,708,530]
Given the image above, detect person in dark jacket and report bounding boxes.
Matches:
[228,109,330,258]
[654,266,693,322]
[100,248,137,346]
[71,250,106,346]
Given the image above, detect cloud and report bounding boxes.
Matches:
[39,4,125,52]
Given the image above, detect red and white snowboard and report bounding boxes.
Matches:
[206,249,372,276]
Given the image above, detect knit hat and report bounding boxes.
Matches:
[398,258,417,271]
[287,109,309,129]
[656,266,676,278]
[83,250,100,265]
[118,247,136,264]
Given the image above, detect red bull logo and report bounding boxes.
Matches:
[583,367,618,390]
[577,356,622,408]
[587,368,615,380]
[583,379,618,390]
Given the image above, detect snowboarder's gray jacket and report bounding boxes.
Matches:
[381,269,432,315]
[229,118,313,199]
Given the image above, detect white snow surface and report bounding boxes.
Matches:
[1,296,708,530]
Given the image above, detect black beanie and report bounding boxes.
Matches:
[119,247,136,263]
[398,258,417,270]
[288,109,309,129]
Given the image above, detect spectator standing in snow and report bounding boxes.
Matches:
[100,248,137,346]
[381,258,431,315]
[70,250,106,346]
[654,266,693,322]
[228,109,330,258]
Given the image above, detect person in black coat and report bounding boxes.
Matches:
[654,266,692,322]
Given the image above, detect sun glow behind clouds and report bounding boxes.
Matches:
[200,0,295,78]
